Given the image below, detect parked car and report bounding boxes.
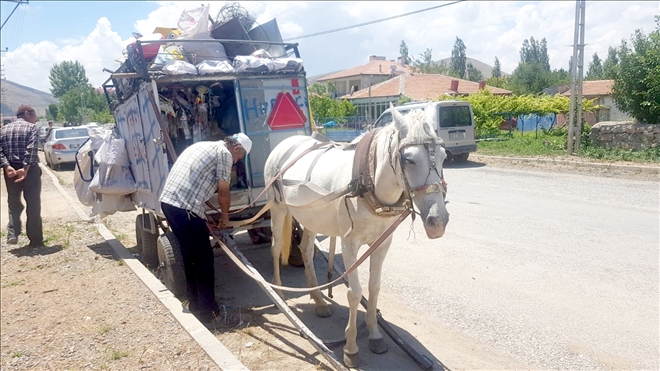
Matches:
[374,100,477,163]
[38,126,49,151]
[44,127,90,170]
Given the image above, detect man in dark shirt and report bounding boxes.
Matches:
[0,105,43,247]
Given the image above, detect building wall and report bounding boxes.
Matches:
[589,121,659,150]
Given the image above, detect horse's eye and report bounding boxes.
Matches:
[404,157,415,165]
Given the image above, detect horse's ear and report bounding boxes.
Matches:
[425,102,438,133]
[390,103,406,130]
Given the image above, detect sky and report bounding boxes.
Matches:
[1,1,658,94]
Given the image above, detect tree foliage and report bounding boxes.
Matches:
[602,46,619,79]
[466,62,484,82]
[47,104,58,121]
[450,37,467,79]
[612,23,660,124]
[519,36,550,71]
[399,40,410,65]
[436,89,595,137]
[58,86,109,122]
[308,87,357,122]
[49,61,89,98]
[510,36,556,94]
[585,53,603,80]
[492,57,502,78]
[411,48,449,74]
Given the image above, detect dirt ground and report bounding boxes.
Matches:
[1,153,657,371]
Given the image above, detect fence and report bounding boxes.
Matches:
[316,115,371,142]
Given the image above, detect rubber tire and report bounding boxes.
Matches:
[157,232,186,298]
[45,152,52,168]
[136,214,159,269]
[443,152,453,166]
[453,152,469,163]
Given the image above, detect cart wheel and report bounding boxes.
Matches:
[136,214,159,269]
[157,232,186,298]
[247,227,272,245]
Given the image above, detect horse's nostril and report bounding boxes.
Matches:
[426,216,439,226]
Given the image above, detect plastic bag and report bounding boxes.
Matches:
[90,193,135,218]
[233,56,272,73]
[162,60,198,75]
[89,137,137,196]
[196,60,234,74]
[177,5,210,38]
[73,127,111,206]
[152,44,185,68]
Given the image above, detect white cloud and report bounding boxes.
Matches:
[3,17,133,93]
[3,1,658,94]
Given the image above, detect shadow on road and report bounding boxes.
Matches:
[9,243,63,257]
[445,160,486,169]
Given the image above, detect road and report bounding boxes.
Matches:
[49,156,658,370]
[361,160,659,370]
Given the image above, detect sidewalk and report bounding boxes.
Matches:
[0,164,246,371]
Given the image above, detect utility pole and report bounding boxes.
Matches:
[1,0,29,31]
[567,0,586,155]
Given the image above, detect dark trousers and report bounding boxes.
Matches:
[4,165,43,244]
[161,202,218,315]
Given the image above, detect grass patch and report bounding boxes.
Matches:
[110,350,128,360]
[117,260,124,266]
[3,279,25,288]
[477,130,660,163]
[98,325,112,335]
[12,352,23,358]
[45,223,75,248]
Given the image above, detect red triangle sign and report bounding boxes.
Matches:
[267,92,307,130]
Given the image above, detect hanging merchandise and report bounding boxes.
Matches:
[192,122,202,142]
[180,111,191,139]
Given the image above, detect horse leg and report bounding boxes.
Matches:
[300,227,332,317]
[366,236,392,354]
[341,238,362,368]
[270,204,289,299]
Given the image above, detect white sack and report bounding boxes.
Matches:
[89,137,137,196]
[177,5,210,38]
[162,60,198,75]
[196,60,234,74]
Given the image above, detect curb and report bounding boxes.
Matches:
[40,163,249,371]
[470,154,660,174]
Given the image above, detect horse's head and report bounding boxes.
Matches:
[390,102,449,239]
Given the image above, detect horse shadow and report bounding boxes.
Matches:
[214,232,449,371]
[445,159,485,169]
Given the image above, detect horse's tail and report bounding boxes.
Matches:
[280,211,293,265]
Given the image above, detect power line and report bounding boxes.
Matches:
[283,0,466,41]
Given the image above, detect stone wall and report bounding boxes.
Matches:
[589,121,659,150]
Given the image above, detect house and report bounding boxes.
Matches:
[316,56,411,98]
[561,80,632,124]
[340,73,511,120]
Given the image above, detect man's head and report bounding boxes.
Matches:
[16,105,37,124]
[224,133,252,163]
[48,121,53,127]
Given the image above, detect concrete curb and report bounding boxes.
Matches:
[40,163,249,371]
[470,154,660,174]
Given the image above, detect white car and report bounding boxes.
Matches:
[44,127,90,170]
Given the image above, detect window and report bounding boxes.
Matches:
[55,129,89,139]
[438,106,471,127]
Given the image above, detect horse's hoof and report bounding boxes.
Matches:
[369,338,388,354]
[343,352,360,368]
[315,305,332,318]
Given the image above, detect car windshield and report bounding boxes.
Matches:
[55,129,88,139]
[438,106,471,127]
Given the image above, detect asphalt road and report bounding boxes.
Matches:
[365,161,659,370]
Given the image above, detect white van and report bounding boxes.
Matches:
[374,100,477,162]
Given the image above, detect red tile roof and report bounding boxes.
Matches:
[562,80,614,96]
[342,73,511,100]
[317,59,411,81]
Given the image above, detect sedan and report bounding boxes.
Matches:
[44,127,90,170]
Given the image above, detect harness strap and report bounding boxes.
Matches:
[205,208,411,293]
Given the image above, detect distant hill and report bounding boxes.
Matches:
[434,57,510,79]
[1,80,58,117]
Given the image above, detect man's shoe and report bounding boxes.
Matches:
[28,241,45,248]
[198,309,241,328]
[6,237,18,245]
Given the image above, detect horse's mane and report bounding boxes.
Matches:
[385,108,440,150]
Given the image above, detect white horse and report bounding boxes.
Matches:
[264,103,449,368]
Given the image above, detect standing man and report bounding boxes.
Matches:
[159,133,252,325]
[0,105,43,247]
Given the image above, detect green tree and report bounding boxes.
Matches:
[466,62,484,82]
[509,62,553,95]
[399,40,410,65]
[602,46,619,79]
[411,48,449,74]
[612,24,660,124]
[450,37,467,79]
[486,76,509,90]
[49,61,89,98]
[585,53,603,80]
[519,36,550,71]
[58,86,110,122]
[492,57,502,78]
[47,104,58,121]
